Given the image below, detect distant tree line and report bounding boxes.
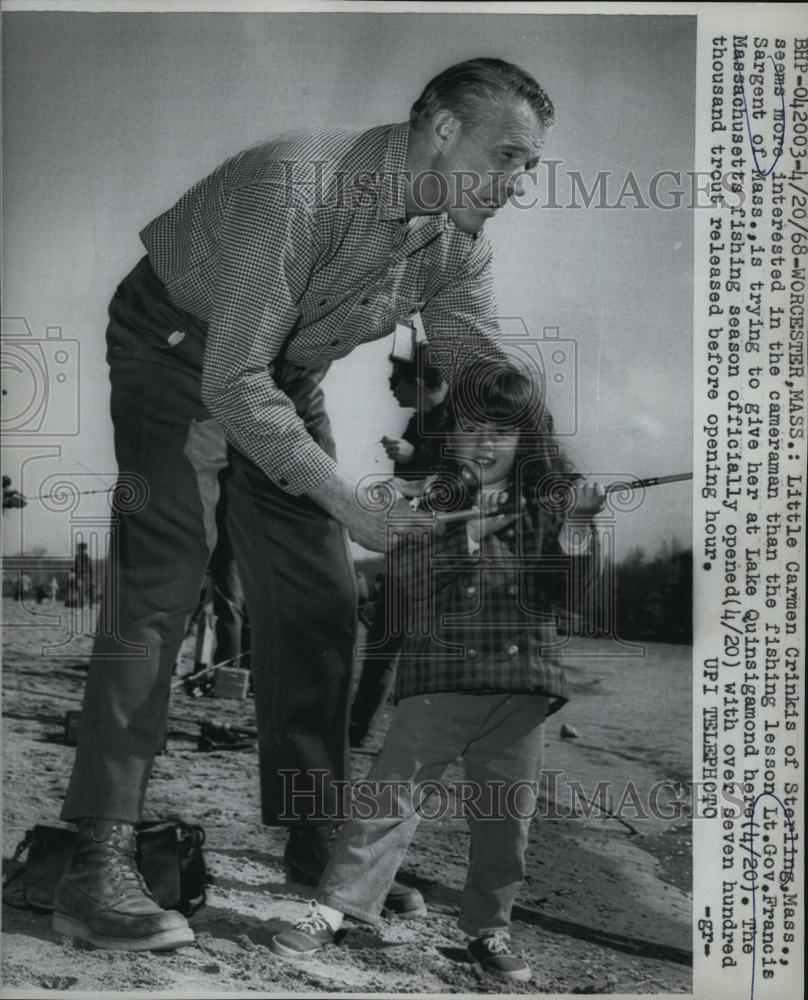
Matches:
[357,541,693,646]
[609,542,692,644]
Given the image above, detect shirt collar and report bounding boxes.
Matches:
[378,122,410,223]
[377,122,481,241]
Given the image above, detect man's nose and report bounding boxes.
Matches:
[508,172,531,201]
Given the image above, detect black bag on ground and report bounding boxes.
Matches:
[2,819,207,915]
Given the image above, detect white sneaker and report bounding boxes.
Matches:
[467,931,531,981]
[270,902,337,958]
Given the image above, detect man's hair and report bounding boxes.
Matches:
[410,57,554,132]
[390,342,446,391]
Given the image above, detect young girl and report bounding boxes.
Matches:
[270,362,605,982]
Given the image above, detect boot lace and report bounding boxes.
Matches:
[104,824,137,854]
[481,930,513,956]
[102,826,154,900]
[294,901,333,935]
[108,856,152,898]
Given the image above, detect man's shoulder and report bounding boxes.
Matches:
[221,124,396,200]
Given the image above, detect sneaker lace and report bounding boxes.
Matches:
[294,901,332,934]
[482,931,513,955]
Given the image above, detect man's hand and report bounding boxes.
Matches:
[381,436,415,464]
[349,498,439,553]
[467,489,522,544]
[390,476,426,501]
[307,469,437,553]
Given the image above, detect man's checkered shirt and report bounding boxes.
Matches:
[140,122,504,495]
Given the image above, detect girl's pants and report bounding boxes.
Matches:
[317,691,548,938]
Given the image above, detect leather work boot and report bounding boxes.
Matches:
[283,826,426,918]
[52,819,195,951]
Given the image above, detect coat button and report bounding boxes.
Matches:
[318,298,328,306]
[330,339,340,347]
[507,644,520,656]
[465,586,476,597]
[361,297,370,306]
[505,527,516,538]
[467,648,478,659]
[508,584,518,595]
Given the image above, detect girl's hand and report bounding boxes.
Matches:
[568,480,606,521]
[468,489,523,543]
[381,436,415,463]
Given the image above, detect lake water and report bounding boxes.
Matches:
[544,637,692,832]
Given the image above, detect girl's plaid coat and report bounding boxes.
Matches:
[388,511,603,715]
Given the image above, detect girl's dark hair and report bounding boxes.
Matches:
[434,361,576,534]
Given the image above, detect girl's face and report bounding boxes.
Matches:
[450,420,520,488]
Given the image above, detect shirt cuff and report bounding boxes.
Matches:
[261,438,338,496]
[559,520,595,555]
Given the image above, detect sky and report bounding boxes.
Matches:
[1,10,695,564]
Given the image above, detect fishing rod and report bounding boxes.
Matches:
[3,486,116,507]
[430,472,693,525]
[10,474,694,521]
[4,453,125,506]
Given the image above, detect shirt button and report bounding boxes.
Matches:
[465,586,476,597]
[508,584,518,595]
[505,527,516,538]
[467,648,478,659]
[507,644,520,656]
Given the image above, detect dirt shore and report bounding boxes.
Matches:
[2,598,692,996]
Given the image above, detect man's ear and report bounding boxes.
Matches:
[429,109,462,150]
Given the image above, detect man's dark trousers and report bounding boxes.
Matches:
[350,575,403,744]
[61,258,357,826]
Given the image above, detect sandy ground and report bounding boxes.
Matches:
[2,597,693,996]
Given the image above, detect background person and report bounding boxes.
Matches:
[183,479,252,695]
[380,342,450,479]
[351,343,449,747]
[73,542,93,610]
